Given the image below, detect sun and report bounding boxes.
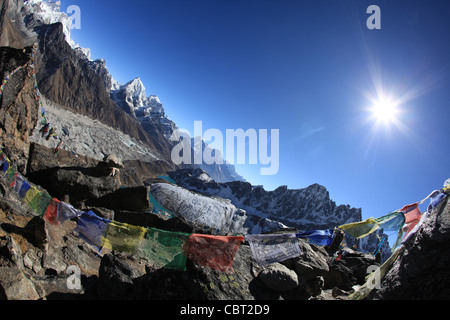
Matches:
[371,98,399,123]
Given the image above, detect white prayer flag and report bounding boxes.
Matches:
[245,233,302,266]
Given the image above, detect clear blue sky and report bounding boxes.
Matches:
[60,0,449,223]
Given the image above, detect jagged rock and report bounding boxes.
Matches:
[0,266,40,300]
[293,241,330,280]
[48,167,121,204]
[1,216,48,250]
[0,46,40,173]
[97,253,147,300]
[102,154,124,169]
[85,186,150,213]
[305,276,325,297]
[372,196,450,299]
[323,248,378,291]
[23,248,42,274]
[324,262,357,291]
[0,235,23,268]
[258,263,300,292]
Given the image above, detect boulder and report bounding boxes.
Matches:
[258,263,300,292]
[293,240,330,279]
[373,196,450,299]
[85,186,150,213]
[103,154,124,169]
[48,167,121,203]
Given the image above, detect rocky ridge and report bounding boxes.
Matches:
[2,0,449,301]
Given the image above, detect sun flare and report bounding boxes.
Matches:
[371,98,398,123]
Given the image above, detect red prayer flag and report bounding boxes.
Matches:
[44,198,61,225]
[184,234,245,273]
[401,203,422,236]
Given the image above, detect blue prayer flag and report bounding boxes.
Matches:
[297,229,334,246]
[74,211,111,252]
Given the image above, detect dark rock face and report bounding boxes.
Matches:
[86,186,150,213]
[373,196,450,299]
[0,46,39,173]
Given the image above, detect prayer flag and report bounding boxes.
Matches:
[24,187,52,217]
[24,187,39,207]
[18,181,30,199]
[74,211,111,252]
[428,192,447,212]
[184,234,245,273]
[402,203,422,236]
[245,233,302,266]
[338,218,380,239]
[138,228,191,271]
[375,211,405,232]
[29,191,52,217]
[56,201,82,224]
[5,166,15,184]
[0,153,6,168]
[297,229,334,246]
[10,173,25,193]
[44,198,60,225]
[101,220,147,253]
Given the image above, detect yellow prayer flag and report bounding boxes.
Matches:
[101,221,147,253]
[24,187,40,207]
[338,217,380,239]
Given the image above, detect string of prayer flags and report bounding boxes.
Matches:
[374,211,405,232]
[74,211,111,253]
[297,229,334,246]
[245,233,302,266]
[138,228,191,271]
[338,218,380,239]
[184,234,245,273]
[101,220,147,254]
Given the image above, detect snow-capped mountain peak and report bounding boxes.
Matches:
[23,0,75,48]
[123,77,146,98]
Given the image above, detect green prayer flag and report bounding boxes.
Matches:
[26,189,52,217]
[102,221,147,253]
[339,217,380,239]
[375,211,405,232]
[137,228,191,271]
